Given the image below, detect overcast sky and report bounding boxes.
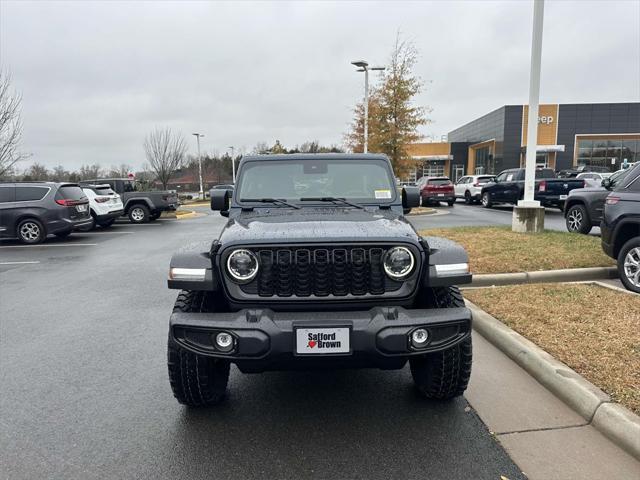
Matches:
[1,0,639,171]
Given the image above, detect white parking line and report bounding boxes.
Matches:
[0,243,98,249]
[113,223,161,226]
[77,231,136,234]
[0,261,41,265]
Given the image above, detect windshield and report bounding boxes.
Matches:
[237,159,396,203]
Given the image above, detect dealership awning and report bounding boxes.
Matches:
[412,155,453,161]
[521,145,565,153]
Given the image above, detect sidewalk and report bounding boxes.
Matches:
[468,331,640,480]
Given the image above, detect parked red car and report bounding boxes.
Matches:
[416,176,455,206]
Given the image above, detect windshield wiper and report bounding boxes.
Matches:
[300,197,365,209]
[240,198,301,209]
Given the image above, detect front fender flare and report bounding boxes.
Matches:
[168,240,220,291]
[421,236,472,286]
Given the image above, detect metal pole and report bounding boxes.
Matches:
[192,133,204,200]
[230,146,236,184]
[364,67,369,154]
[521,0,545,206]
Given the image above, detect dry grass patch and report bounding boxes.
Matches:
[465,283,640,415]
[408,206,436,216]
[420,226,614,274]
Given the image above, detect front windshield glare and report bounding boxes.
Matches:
[238,159,396,202]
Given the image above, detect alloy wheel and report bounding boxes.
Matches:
[623,247,640,288]
[20,222,41,241]
[131,208,145,221]
[567,209,583,232]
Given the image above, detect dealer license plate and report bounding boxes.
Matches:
[296,327,350,355]
[76,204,87,212]
[560,195,568,200]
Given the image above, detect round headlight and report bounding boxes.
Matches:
[226,249,259,283]
[383,246,415,280]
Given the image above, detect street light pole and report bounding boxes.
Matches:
[513,0,546,233]
[229,146,236,184]
[521,0,545,206]
[351,61,385,154]
[192,133,205,200]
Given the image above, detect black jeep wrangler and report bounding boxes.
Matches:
[166,154,473,406]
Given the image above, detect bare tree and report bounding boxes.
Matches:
[78,163,103,180]
[0,71,29,177]
[26,162,49,181]
[50,165,70,182]
[143,128,187,190]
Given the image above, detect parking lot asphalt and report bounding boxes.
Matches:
[408,201,581,232]
[0,213,526,480]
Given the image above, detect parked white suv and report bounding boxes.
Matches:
[454,175,495,204]
[81,184,124,229]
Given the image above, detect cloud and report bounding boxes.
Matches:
[1,0,638,170]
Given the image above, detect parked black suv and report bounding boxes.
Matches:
[90,178,178,223]
[563,168,631,234]
[601,164,640,293]
[166,154,473,407]
[0,182,91,244]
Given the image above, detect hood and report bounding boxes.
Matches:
[218,207,420,246]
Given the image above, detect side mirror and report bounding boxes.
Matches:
[602,178,612,189]
[402,186,420,214]
[210,189,230,215]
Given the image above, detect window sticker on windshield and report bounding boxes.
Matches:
[374,189,392,199]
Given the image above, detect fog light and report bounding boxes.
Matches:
[215,332,234,352]
[411,328,429,348]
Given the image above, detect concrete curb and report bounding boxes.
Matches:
[467,300,640,460]
[472,266,618,287]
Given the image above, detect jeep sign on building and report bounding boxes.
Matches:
[409,103,640,180]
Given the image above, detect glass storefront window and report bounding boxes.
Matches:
[575,137,640,172]
[622,139,638,163]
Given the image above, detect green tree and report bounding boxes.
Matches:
[345,34,429,177]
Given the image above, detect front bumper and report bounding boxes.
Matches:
[170,306,472,372]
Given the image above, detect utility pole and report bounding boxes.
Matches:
[513,0,546,233]
[192,133,205,200]
[229,146,236,184]
[351,61,385,154]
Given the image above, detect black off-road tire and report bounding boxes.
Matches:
[410,286,472,400]
[565,204,592,234]
[128,204,150,223]
[167,290,230,407]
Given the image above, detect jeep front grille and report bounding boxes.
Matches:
[237,246,405,297]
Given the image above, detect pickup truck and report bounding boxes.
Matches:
[480,168,585,209]
[91,178,178,223]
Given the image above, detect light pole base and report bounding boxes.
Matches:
[512,205,545,233]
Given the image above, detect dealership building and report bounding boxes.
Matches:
[407,102,640,182]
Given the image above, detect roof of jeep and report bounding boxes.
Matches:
[240,153,389,162]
